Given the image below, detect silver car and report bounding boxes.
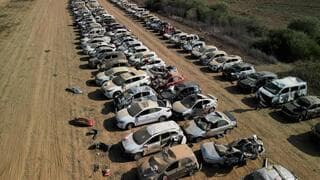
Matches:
[183,111,237,142]
[114,85,157,111]
[121,121,187,160]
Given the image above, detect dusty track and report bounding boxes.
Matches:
[0,0,319,179]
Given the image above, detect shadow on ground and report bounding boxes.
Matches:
[87,89,107,101]
[287,131,320,157]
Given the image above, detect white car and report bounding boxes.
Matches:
[116,100,172,129]
[128,51,157,65]
[120,121,187,160]
[83,42,115,55]
[136,58,166,70]
[208,55,243,72]
[173,94,218,118]
[80,37,111,48]
[200,50,227,65]
[101,71,151,98]
[192,45,218,58]
[95,66,135,86]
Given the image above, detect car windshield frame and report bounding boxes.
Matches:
[112,76,125,86]
[132,127,152,145]
[127,103,142,117]
[263,82,281,95]
[195,117,210,131]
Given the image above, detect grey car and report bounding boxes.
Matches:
[281,96,320,121]
[183,111,237,142]
[244,163,297,180]
[237,71,278,93]
[114,85,158,111]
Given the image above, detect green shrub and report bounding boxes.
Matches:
[253,29,320,62]
[288,17,320,44]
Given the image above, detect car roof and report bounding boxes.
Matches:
[147,121,180,135]
[168,144,197,162]
[137,100,158,109]
[272,76,306,87]
[128,85,155,94]
[222,55,242,60]
[120,70,146,80]
[108,66,129,73]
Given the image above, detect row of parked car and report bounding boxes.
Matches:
[111,0,320,126]
[70,0,300,179]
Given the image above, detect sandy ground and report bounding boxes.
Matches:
[0,0,319,179]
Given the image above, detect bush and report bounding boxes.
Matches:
[288,17,320,44]
[253,29,320,62]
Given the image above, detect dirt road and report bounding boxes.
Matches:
[0,0,319,179]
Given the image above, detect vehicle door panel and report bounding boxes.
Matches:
[143,135,161,155]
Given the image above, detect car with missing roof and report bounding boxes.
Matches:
[191,45,218,58]
[101,70,151,98]
[183,111,237,142]
[281,96,320,121]
[159,81,201,103]
[95,66,135,86]
[199,50,227,65]
[172,94,218,118]
[208,55,243,72]
[121,121,187,160]
[114,85,158,111]
[256,76,307,107]
[237,71,278,93]
[222,63,256,81]
[138,144,200,180]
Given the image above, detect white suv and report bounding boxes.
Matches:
[208,55,243,72]
[101,70,151,98]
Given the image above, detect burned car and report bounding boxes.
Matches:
[138,144,200,180]
[281,96,320,121]
[159,81,201,102]
[183,111,237,142]
[121,121,187,160]
[237,71,278,93]
[201,135,264,167]
[172,94,218,118]
[222,63,256,81]
[114,85,158,111]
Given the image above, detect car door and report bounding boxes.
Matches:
[279,88,290,103]
[143,135,161,155]
[135,109,151,126]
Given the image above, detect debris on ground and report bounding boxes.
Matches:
[88,142,110,152]
[86,128,98,139]
[69,118,96,127]
[102,165,111,177]
[65,86,83,94]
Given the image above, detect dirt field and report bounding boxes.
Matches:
[0,0,319,179]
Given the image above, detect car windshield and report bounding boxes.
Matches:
[181,95,198,108]
[112,76,125,86]
[133,127,151,145]
[264,82,281,95]
[195,117,210,131]
[127,103,142,116]
[295,98,311,108]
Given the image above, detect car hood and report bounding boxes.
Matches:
[121,133,140,153]
[239,78,256,87]
[116,108,132,121]
[184,121,205,137]
[173,101,189,113]
[102,80,118,91]
[209,60,222,66]
[201,142,220,160]
[96,72,107,79]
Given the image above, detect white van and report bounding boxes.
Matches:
[256,76,307,107]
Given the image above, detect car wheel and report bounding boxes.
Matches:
[113,91,121,99]
[224,129,232,134]
[133,152,142,160]
[126,123,134,130]
[159,116,167,122]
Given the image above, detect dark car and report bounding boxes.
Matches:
[159,81,201,102]
[222,63,256,81]
[281,96,320,121]
[237,71,278,93]
[312,123,320,140]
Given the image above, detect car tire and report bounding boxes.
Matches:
[159,116,167,122]
[133,152,142,160]
[126,123,134,130]
[113,91,121,99]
